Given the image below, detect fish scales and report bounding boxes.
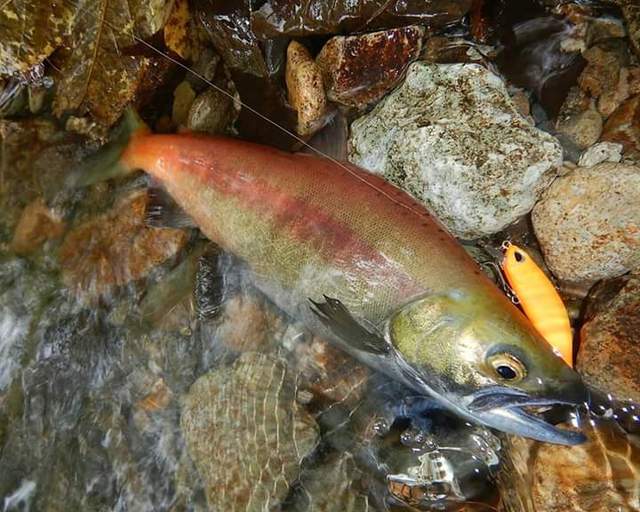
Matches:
[122,133,498,322]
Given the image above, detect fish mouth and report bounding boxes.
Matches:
[458,386,588,445]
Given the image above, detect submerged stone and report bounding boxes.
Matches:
[349,62,562,239]
[181,352,319,511]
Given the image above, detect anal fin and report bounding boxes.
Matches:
[146,186,197,229]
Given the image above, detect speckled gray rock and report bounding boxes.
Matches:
[181,352,319,512]
[532,162,640,284]
[349,62,563,238]
[577,142,623,167]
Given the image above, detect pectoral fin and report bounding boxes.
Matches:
[309,296,389,355]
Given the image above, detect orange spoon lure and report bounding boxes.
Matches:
[501,242,573,367]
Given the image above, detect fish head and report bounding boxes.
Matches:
[387,290,588,445]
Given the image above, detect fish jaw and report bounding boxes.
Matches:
[452,383,589,445]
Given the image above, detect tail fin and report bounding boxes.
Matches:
[67,108,149,188]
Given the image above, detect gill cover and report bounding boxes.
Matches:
[385,291,588,444]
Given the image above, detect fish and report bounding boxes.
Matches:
[72,109,588,445]
[501,242,573,366]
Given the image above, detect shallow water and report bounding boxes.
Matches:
[1,0,640,511]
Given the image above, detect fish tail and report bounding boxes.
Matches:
[67,108,150,187]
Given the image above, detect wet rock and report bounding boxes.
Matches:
[59,190,188,297]
[556,87,603,149]
[187,88,236,135]
[602,95,640,154]
[500,419,640,512]
[136,378,173,412]
[621,4,640,58]
[172,80,196,126]
[577,142,623,167]
[316,26,424,109]
[181,352,319,511]
[532,162,640,284]
[290,452,370,511]
[577,273,640,402]
[349,62,563,239]
[216,294,284,353]
[421,36,495,65]
[10,199,64,255]
[294,336,369,406]
[285,41,328,137]
[578,42,628,99]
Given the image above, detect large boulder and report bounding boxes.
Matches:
[349,62,563,239]
[577,273,640,402]
[532,162,640,285]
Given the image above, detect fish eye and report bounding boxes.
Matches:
[487,353,527,382]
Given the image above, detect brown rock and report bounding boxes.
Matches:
[136,378,173,412]
[499,420,640,512]
[422,36,494,65]
[578,42,627,99]
[602,94,640,153]
[216,294,283,353]
[532,162,640,284]
[556,87,603,149]
[577,273,640,402]
[10,198,64,255]
[316,26,424,108]
[59,190,188,297]
[622,4,640,58]
[294,336,369,405]
[598,67,630,118]
[285,41,328,137]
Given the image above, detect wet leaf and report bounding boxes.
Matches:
[52,0,153,126]
[130,0,173,38]
[164,0,191,59]
[251,0,473,39]
[0,0,77,77]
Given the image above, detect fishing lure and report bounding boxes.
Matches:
[501,242,573,367]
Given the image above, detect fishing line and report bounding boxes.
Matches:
[93,15,434,222]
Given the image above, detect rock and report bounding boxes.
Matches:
[499,419,640,512]
[10,199,64,255]
[556,87,603,149]
[597,67,630,118]
[285,41,328,137]
[187,88,236,134]
[294,336,369,406]
[621,4,640,58]
[532,162,640,284]
[216,294,283,353]
[59,190,188,297]
[181,352,319,511]
[602,95,640,154]
[577,142,623,167]
[172,80,196,126]
[290,452,370,512]
[421,36,494,64]
[349,62,563,239]
[587,16,626,46]
[578,42,628,99]
[316,26,424,109]
[136,378,173,412]
[577,273,640,402]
